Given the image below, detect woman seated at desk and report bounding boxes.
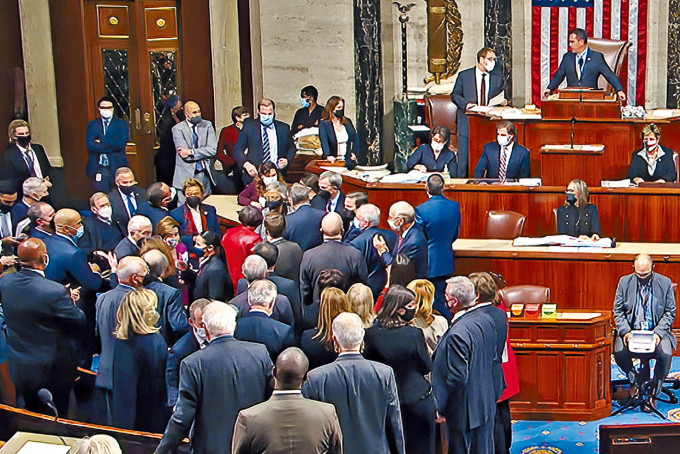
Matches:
[627,124,677,184]
[556,179,601,240]
[319,96,363,169]
[406,126,457,175]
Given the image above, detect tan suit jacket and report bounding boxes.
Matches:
[232,392,343,454]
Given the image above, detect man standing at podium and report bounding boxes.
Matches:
[543,28,626,101]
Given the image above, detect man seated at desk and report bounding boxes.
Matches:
[628,124,677,184]
[474,120,530,181]
[613,254,676,399]
[543,27,625,100]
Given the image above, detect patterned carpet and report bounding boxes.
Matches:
[511,357,680,454]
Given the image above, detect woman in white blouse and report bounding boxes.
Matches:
[319,96,363,169]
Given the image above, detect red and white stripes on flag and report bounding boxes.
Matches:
[531,0,648,106]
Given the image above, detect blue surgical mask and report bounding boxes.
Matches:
[300,98,310,108]
[352,218,361,229]
[260,114,274,126]
[76,225,85,239]
[195,327,207,340]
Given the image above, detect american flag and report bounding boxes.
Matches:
[531,0,648,106]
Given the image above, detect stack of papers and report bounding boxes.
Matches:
[601,179,631,188]
[513,235,614,248]
[380,170,435,184]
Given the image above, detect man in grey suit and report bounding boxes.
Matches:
[614,254,676,396]
[156,302,273,454]
[232,347,343,454]
[303,312,405,454]
[172,101,217,196]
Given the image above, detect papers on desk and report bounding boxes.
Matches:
[17,442,71,454]
[601,179,632,188]
[407,125,431,132]
[380,170,436,184]
[468,105,494,114]
[542,144,605,152]
[647,109,680,119]
[345,165,391,181]
[513,235,614,248]
[319,166,348,174]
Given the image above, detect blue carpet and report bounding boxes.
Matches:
[510,357,680,454]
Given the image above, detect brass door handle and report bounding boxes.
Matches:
[134,108,141,130]
[144,111,152,134]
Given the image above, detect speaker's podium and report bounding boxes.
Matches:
[542,88,622,121]
[0,432,79,453]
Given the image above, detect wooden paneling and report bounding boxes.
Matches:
[180,1,214,123]
[96,5,130,38]
[144,7,178,40]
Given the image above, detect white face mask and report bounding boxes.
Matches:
[262,175,277,186]
[484,60,496,72]
[387,218,400,231]
[352,218,362,229]
[195,327,207,340]
[646,139,658,151]
[431,141,444,152]
[497,135,510,147]
[98,205,113,220]
[99,109,113,119]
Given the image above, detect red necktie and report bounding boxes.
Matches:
[480,73,487,106]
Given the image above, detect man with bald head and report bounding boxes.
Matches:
[614,253,677,399]
[0,238,85,415]
[172,100,217,197]
[300,212,368,329]
[95,255,149,422]
[87,95,130,192]
[233,347,343,454]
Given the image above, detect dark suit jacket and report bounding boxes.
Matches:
[10,201,30,235]
[284,204,326,252]
[170,203,221,255]
[350,226,399,298]
[432,307,499,430]
[319,119,364,169]
[270,237,303,283]
[300,328,338,370]
[406,144,457,175]
[237,273,301,332]
[614,272,677,349]
[1,143,52,194]
[145,279,189,345]
[0,269,85,387]
[232,393,343,454]
[416,195,461,278]
[477,304,509,401]
[80,215,125,255]
[230,291,294,327]
[451,67,504,139]
[137,203,172,231]
[111,333,169,432]
[107,187,148,235]
[302,353,405,454]
[234,119,296,182]
[156,336,273,454]
[556,203,601,237]
[627,145,677,183]
[44,234,105,291]
[234,311,294,360]
[380,224,428,279]
[547,47,624,92]
[191,255,233,302]
[86,117,129,176]
[165,331,201,407]
[474,141,531,180]
[95,284,135,390]
[113,237,140,259]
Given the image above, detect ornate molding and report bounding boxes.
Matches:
[425,0,463,83]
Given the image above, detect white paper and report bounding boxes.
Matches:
[519,178,542,187]
[17,442,71,454]
[601,179,631,188]
[489,90,506,107]
[468,105,494,113]
[513,235,613,248]
[319,166,348,173]
[407,125,431,132]
[380,170,435,184]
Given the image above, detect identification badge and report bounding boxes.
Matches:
[95,173,102,182]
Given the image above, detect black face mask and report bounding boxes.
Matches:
[318,190,331,200]
[186,196,201,209]
[637,274,652,286]
[142,271,157,286]
[16,136,31,148]
[136,237,146,248]
[0,202,12,214]
[265,199,283,211]
[119,185,134,196]
[333,109,344,119]
[176,110,186,121]
[566,193,577,205]
[400,307,416,322]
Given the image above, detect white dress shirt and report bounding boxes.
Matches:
[335,125,349,158]
[475,67,491,105]
[118,188,137,218]
[0,212,12,238]
[499,142,514,171]
[638,147,666,176]
[16,143,43,178]
[188,206,204,234]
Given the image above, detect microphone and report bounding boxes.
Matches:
[37,388,59,421]
[570,118,575,149]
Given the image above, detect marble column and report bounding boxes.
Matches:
[667,0,680,107]
[485,0,513,99]
[511,0,532,106]
[17,0,63,166]
[645,0,668,108]
[354,0,383,165]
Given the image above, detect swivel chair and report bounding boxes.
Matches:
[587,38,632,94]
[499,285,550,306]
[484,210,526,239]
[424,94,458,149]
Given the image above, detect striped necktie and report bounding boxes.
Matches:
[499,146,508,182]
[262,125,271,163]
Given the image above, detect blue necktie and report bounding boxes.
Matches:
[126,194,136,216]
[103,119,110,135]
[193,125,205,172]
[578,56,585,77]
[262,125,271,163]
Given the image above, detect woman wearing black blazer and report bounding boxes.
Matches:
[627,123,677,184]
[363,285,435,454]
[319,96,363,169]
[300,287,349,370]
[406,125,458,176]
[185,231,233,302]
[556,179,601,240]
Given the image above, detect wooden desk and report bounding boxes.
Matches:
[509,310,612,421]
[467,113,680,186]
[453,239,680,337]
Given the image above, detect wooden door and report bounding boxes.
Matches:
[84,0,182,186]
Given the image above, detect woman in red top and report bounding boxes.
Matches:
[237,161,281,208]
[221,205,263,289]
[217,106,250,189]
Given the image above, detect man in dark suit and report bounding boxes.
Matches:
[373,201,428,279]
[80,192,125,255]
[234,280,294,360]
[87,96,130,192]
[156,302,273,454]
[433,276,500,454]
[613,254,676,397]
[25,202,55,241]
[544,27,625,100]
[170,178,221,256]
[285,183,326,252]
[416,174,462,319]
[137,182,173,231]
[233,347,343,454]
[113,215,153,259]
[11,177,51,234]
[0,238,85,416]
[474,120,531,181]
[234,98,296,185]
[303,312,405,454]
[264,211,303,283]
[107,167,147,236]
[451,47,505,177]
[3,120,52,195]
[317,171,345,213]
[165,298,210,408]
[300,213,368,326]
[350,203,399,298]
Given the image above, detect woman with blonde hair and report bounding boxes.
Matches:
[72,434,122,454]
[556,178,601,240]
[111,289,169,432]
[301,287,349,369]
[407,279,448,355]
[346,283,376,328]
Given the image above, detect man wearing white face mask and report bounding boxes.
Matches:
[86,96,130,193]
[80,192,125,255]
[627,124,677,184]
[474,120,531,181]
[451,47,506,178]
